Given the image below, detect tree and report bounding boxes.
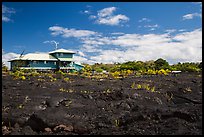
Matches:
[154,58,169,70]
[95,68,103,73]
[144,60,155,70]
[198,62,202,70]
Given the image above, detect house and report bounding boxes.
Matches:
[8,48,84,71]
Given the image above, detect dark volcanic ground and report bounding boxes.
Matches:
[2,72,202,135]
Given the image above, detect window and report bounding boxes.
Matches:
[60,53,63,56]
[44,61,47,64]
[54,62,56,65]
[33,61,37,64]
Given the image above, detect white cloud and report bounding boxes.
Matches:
[83,29,201,64]
[76,51,85,57]
[138,18,151,22]
[81,36,113,49]
[80,10,91,15]
[81,38,105,45]
[73,55,87,63]
[84,10,91,14]
[90,7,129,26]
[90,50,126,64]
[144,24,159,31]
[2,5,16,22]
[183,13,202,20]
[178,29,186,32]
[110,33,171,47]
[89,15,97,19]
[181,2,202,23]
[192,2,202,7]
[98,7,116,17]
[144,24,159,28]
[173,28,201,45]
[73,55,95,64]
[2,5,16,14]
[49,26,98,38]
[81,44,102,53]
[192,2,202,4]
[80,4,93,15]
[97,14,129,26]
[2,16,11,22]
[48,25,202,64]
[165,29,177,34]
[2,51,20,70]
[111,32,125,35]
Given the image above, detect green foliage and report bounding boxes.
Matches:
[103,89,112,94]
[151,86,155,92]
[111,71,121,79]
[136,84,142,89]
[144,60,156,70]
[131,82,135,89]
[82,64,92,73]
[135,72,142,77]
[198,62,202,70]
[2,62,8,72]
[183,87,192,93]
[10,70,25,79]
[21,76,26,80]
[172,62,201,72]
[142,83,151,91]
[119,61,145,71]
[154,58,169,70]
[115,119,120,127]
[157,69,168,75]
[133,83,157,93]
[95,68,103,73]
[37,78,45,82]
[121,69,133,76]
[146,69,157,75]
[55,70,65,75]
[63,77,69,82]
[17,104,24,109]
[110,65,121,72]
[12,66,20,72]
[59,88,74,93]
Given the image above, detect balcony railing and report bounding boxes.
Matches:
[59,66,75,69]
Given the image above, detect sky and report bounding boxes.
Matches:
[2,2,202,68]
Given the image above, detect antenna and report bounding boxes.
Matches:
[19,50,25,58]
[51,40,59,50]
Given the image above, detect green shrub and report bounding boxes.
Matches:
[111,71,121,79]
[146,69,156,75]
[157,69,168,75]
[131,82,135,88]
[63,77,69,82]
[136,84,142,89]
[21,76,26,80]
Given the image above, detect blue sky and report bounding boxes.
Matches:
[2,2,202,67]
